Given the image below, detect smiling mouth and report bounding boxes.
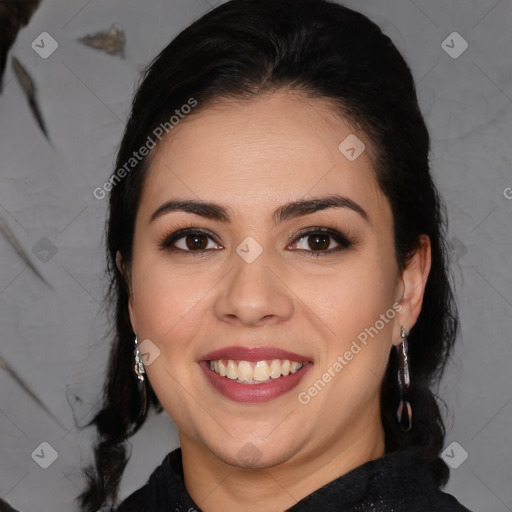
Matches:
[208,359,306,384]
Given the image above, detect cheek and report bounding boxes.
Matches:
[302,251,398,383]
[303,270,396,411]
[310,256,397,323]
[130,257,198,341]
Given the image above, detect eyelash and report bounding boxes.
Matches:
[158,224,355,258]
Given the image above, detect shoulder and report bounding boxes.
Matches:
[290,448,474,512]
[394,485,473,512]
[114,449,179,512]
[428,489,474,512]
[114,483,150,512]
[374,449,474,512]
[372,449,474,512]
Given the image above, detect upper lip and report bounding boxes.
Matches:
[199,346,313,362]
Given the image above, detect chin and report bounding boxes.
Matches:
[203,435,298,470]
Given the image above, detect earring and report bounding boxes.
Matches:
[134,335,146,382]
[130,335,148,422]
[396,326,412,432]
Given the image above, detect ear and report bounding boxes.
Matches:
[116,250,138,334]
[392,234,431,345]
[115,250,124,275]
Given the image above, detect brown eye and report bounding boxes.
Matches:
[288,227,354,257]
[184,233,209,250]
[307,233,331,251]
[159,228,223,253]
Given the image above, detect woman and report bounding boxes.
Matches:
[79,0,472,510]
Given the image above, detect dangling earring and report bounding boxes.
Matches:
[133,335,148,418]
[134,335,146,382]
[396,326,412,432]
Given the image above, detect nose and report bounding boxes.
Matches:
[213,244,294,327]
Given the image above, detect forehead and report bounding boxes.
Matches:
[138,90,389,225]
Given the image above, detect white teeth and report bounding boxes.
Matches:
[237,361,253,381]
[253,361,270,381]
[269,359,281,379]
[290,361,302,373]
[226,360,238,379]
[208,358,305,383]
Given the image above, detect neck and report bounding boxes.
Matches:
[180,405,386,512]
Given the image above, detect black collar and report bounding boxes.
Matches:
[117,447,472,511]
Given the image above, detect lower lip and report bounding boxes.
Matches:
[199,360,313,403]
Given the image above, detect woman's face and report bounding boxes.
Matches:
[125,89,417,472]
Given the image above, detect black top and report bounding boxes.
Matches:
[115,447,473,512]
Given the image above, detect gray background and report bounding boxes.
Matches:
[0,0,511,510]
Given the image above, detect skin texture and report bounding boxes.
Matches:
[118,89,431,512]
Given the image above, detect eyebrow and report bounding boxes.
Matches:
[149,194,369,226]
